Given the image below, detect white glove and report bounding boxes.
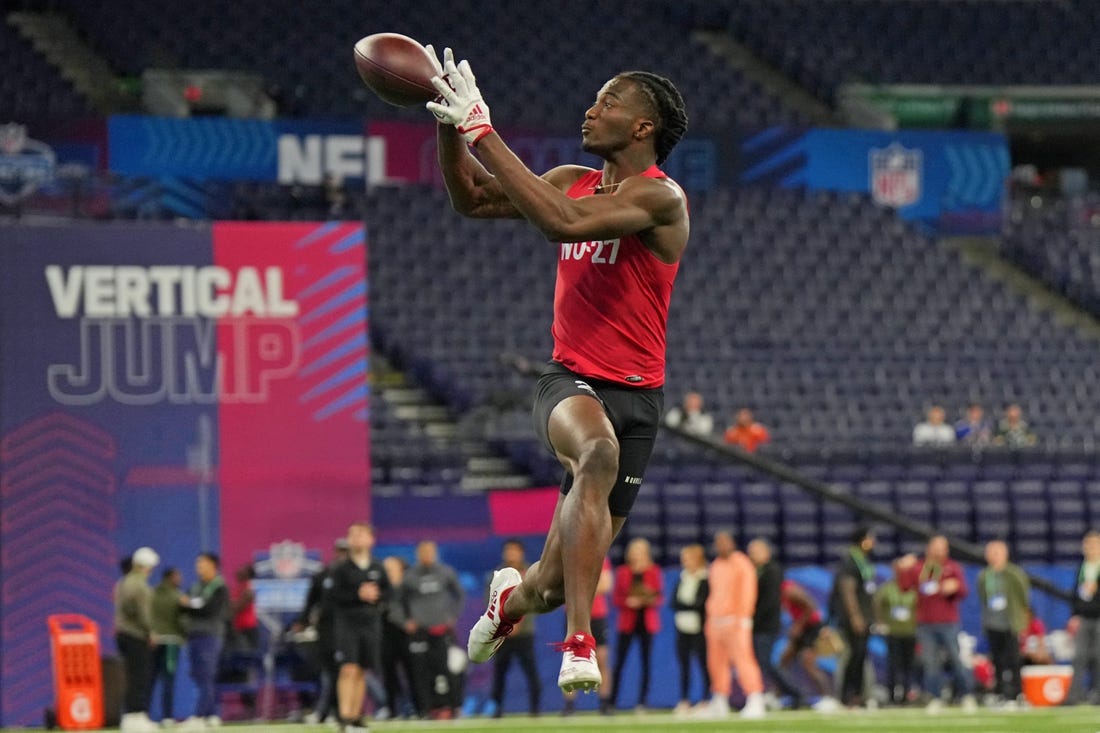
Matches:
[426,48,494,146]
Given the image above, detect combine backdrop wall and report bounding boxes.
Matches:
[0,221,370,726]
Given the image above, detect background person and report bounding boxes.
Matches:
[977,540,1030,706]
[1066,530,1100,705]
[611,538,663,711]
[489,540,541,717]
[874,560,919,705]
[664,391,714,437]
[115,546,160,733]
[913,406,955,446]
[670,543,710,715]
[723,408,770,452]
[401,540,465,719]
[699,531,766,719]
[330,523,390,732]
[150,566,184,723]
[747,539,809,710]
[179,552,229,728]
[829,527,877,707]
[897,536,977,712]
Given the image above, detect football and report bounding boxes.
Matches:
[353,33,439,107]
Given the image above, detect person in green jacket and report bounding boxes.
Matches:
[150,567,185,721]
[977,540,1030,706]
[873,559,918,705]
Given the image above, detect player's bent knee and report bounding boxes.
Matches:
[576,436,619,483]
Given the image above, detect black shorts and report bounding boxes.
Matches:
[591,616,609,646]
[791,620,823,652]
[332,615,380,669]
[532,361,663,518]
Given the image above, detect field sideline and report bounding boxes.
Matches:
[10,709,1100,733]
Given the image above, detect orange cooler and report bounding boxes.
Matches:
[1020,665,1073,707]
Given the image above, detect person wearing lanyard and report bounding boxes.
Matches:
[873,560,918,705]
[1067,530,1100,705]
[977,541,1030,707]
[828,527,877,707]
[897,535,977,713]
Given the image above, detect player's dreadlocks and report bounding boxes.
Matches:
[618,71,688,165]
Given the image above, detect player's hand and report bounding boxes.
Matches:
[423,44,444,77]
[941,578,960,595]
[358,581,380,603]
[404,620,418,634]
[426,48,493,146]
[1067,615,1081,636]
[897,553,918,569]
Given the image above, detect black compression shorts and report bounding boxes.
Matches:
[532,361,663,518]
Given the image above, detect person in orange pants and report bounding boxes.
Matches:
[697,531,766,719]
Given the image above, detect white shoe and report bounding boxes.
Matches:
[740,692,766,719]
[467,567,522,663]
[960,694,978,713]
[303,712,321,725]
[556,632,601,693]
[812,696,841,713]
[673,701,692,717]
[121,713,160,733]
[693,696,730,719]
[925,698,944,715]
[177,717,207,731]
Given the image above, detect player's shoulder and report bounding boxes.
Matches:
[542,165,597,190]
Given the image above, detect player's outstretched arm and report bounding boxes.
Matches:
[436,123,522,219]
[428,50,686,258]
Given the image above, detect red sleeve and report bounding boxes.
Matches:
[897,562,919,592]
[612,566,630,609]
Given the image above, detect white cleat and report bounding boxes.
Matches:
[556,632,601,693]
[811,695,842,713]
[692,695,730,720]
[467,567,522,663]
[740,692,767,719]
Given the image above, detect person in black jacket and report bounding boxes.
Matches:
[293,538,349,723]
[331,523,390,732]
[747,539,809,709]
[828,527,877,707]
[670,543,709,714]
[179,552,230,727]
[1067,530,1100,705]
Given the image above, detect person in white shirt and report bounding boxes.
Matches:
[670,544,710,715]
[913,406,956,446]
[665,391,715,437]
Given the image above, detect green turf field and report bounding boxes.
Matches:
[357,707,1096,732]
[22,708,1096,733]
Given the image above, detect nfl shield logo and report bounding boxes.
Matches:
[870,143,922,208]
[269,540,307,579]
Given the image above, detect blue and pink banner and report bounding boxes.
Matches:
[0,221,369,726]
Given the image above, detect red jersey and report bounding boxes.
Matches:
[781,580,822,625]
[551,166,680,388]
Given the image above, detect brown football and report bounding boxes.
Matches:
[353,33,438,107]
